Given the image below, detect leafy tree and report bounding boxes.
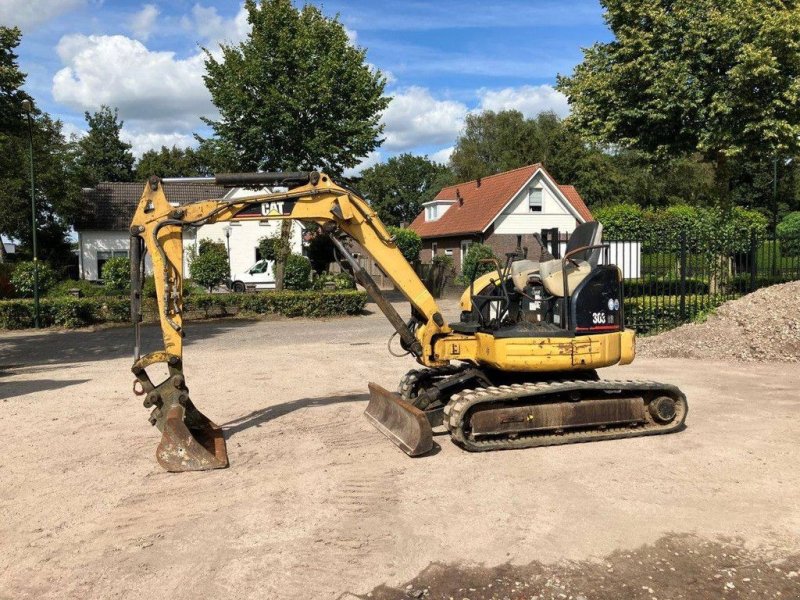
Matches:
[777,212,800,256]
[202,0,389,176]
[450,110,533,181]
[11,260,57,297]
[101,256,131,295]
[359,154,452,226]
[387,226,422,263]
[0,26,78,267]
[135,145,210,179]
[557,0,800,201]
[457,243,497,286]
[75,106,134,185]
[189,240,230,292]
[283,254,311,290]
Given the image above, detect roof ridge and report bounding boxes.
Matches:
[439,163,541,192]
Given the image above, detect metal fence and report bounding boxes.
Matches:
[606,233,800,334]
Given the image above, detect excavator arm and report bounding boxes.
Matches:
[129,171,448,471]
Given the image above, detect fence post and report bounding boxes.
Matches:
[679,232,687,321]
[749,230,758,292]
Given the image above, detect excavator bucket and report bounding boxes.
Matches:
[155,402,229,472]
[364,382,433,456]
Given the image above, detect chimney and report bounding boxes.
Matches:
[456,189,463,206]
[476,177,481,188]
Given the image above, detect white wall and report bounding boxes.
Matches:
[492,172,580,235]
[79,185,305,281]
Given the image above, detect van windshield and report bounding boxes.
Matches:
[250,260,269,274]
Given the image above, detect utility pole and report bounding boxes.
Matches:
[21,99,40,328]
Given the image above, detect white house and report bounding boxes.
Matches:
[75,180,305,281]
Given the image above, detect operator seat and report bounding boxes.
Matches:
[539,221,603,297]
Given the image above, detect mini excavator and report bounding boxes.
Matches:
[129,171,687,472]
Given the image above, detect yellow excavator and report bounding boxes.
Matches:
[129,171,687,472]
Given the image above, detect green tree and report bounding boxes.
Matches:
[76,105,134,185]
[450,110,533,181]
[11,261,57,297]
[457,243,497,286]
[387,226,422,263]
[202,0,389,176]
[777,212,800,256]
[0,26,78,267]
[557,0,800,201]
[189,240,230,292]
[359,154,451,226]
[135,145,210,179]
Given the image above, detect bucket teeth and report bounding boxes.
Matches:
[364,382,433,457]
[156,403,229,472]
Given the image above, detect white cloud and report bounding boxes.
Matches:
[60,122,85,141]
[429,146,454,165]
[129,4,160,42]
[52,34,213,123]
[0,0,85,31]
[381,87,467,151]
[122,129,197,158]
[477,84,569,118]
[344,26,358,45]
[182,3,250,48]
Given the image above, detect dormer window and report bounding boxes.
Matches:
[423,200,455,222]
[529,188,543,212]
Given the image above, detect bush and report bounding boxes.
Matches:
[594,203,647,240]
[189,240,230,292]
[10,261,58,297]
[623,277,709,296]
[777,212,800,257]
[457,243,497,285]
[49,279,107,298]
[101,256,131,295]
[312,272,356,290]
[0,290,368,329]
[388,226,422,263]
[284,254,312,290]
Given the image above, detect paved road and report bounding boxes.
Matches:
[1,302,799,599]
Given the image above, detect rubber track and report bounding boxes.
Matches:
[443,379,688,452]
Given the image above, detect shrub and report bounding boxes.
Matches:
[594,203,647,240]
[0,290,368,329]
[777,212,800,257]
[624,294,727,335]
[10,261,57,297]
[312,272,356,290]
[457,243,497,286]
[49,279,107,298]
[189,240,230,292]
[388,226,422,263]
[101,256,131,295]
[284,254,312,290]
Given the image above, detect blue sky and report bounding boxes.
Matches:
[2,0,611,171]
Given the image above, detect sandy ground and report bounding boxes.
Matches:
[1,299,800,599]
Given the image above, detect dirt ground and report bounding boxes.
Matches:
[1,298,799,599]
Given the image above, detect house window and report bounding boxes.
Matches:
[255,246,263,262]
[431,242,438,257]
[516,235,522,248]
[444,249,453,257]
[97,250,128,279]
[529,188,543,212]
[460,240,472,271]
[426,206,437,221]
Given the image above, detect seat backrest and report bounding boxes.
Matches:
[565,221,603,267]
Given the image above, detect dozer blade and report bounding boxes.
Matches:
[156,403,229,472]
[365,382,433,457]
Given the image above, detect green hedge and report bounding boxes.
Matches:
[0,290,368,330]
[623,277,709,296]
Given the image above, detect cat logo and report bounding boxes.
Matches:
[261,202,283,216]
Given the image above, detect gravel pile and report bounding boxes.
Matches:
[637,281,800,362]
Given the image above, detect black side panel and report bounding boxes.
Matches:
[570,266,623,334]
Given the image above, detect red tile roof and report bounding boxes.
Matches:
[408,164,592,238]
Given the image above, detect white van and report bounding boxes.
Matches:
[229,259,275,292]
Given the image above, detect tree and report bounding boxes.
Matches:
[76,105,134,185]
[358,154,451,226]
[0,26,78,267]
[136,146,208,179]
[387,226,421,263]
[457,243,497,286]
[202,0,389,176]
[189,240,230,292]
[557,0,800,202]
[450,110,532,181]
